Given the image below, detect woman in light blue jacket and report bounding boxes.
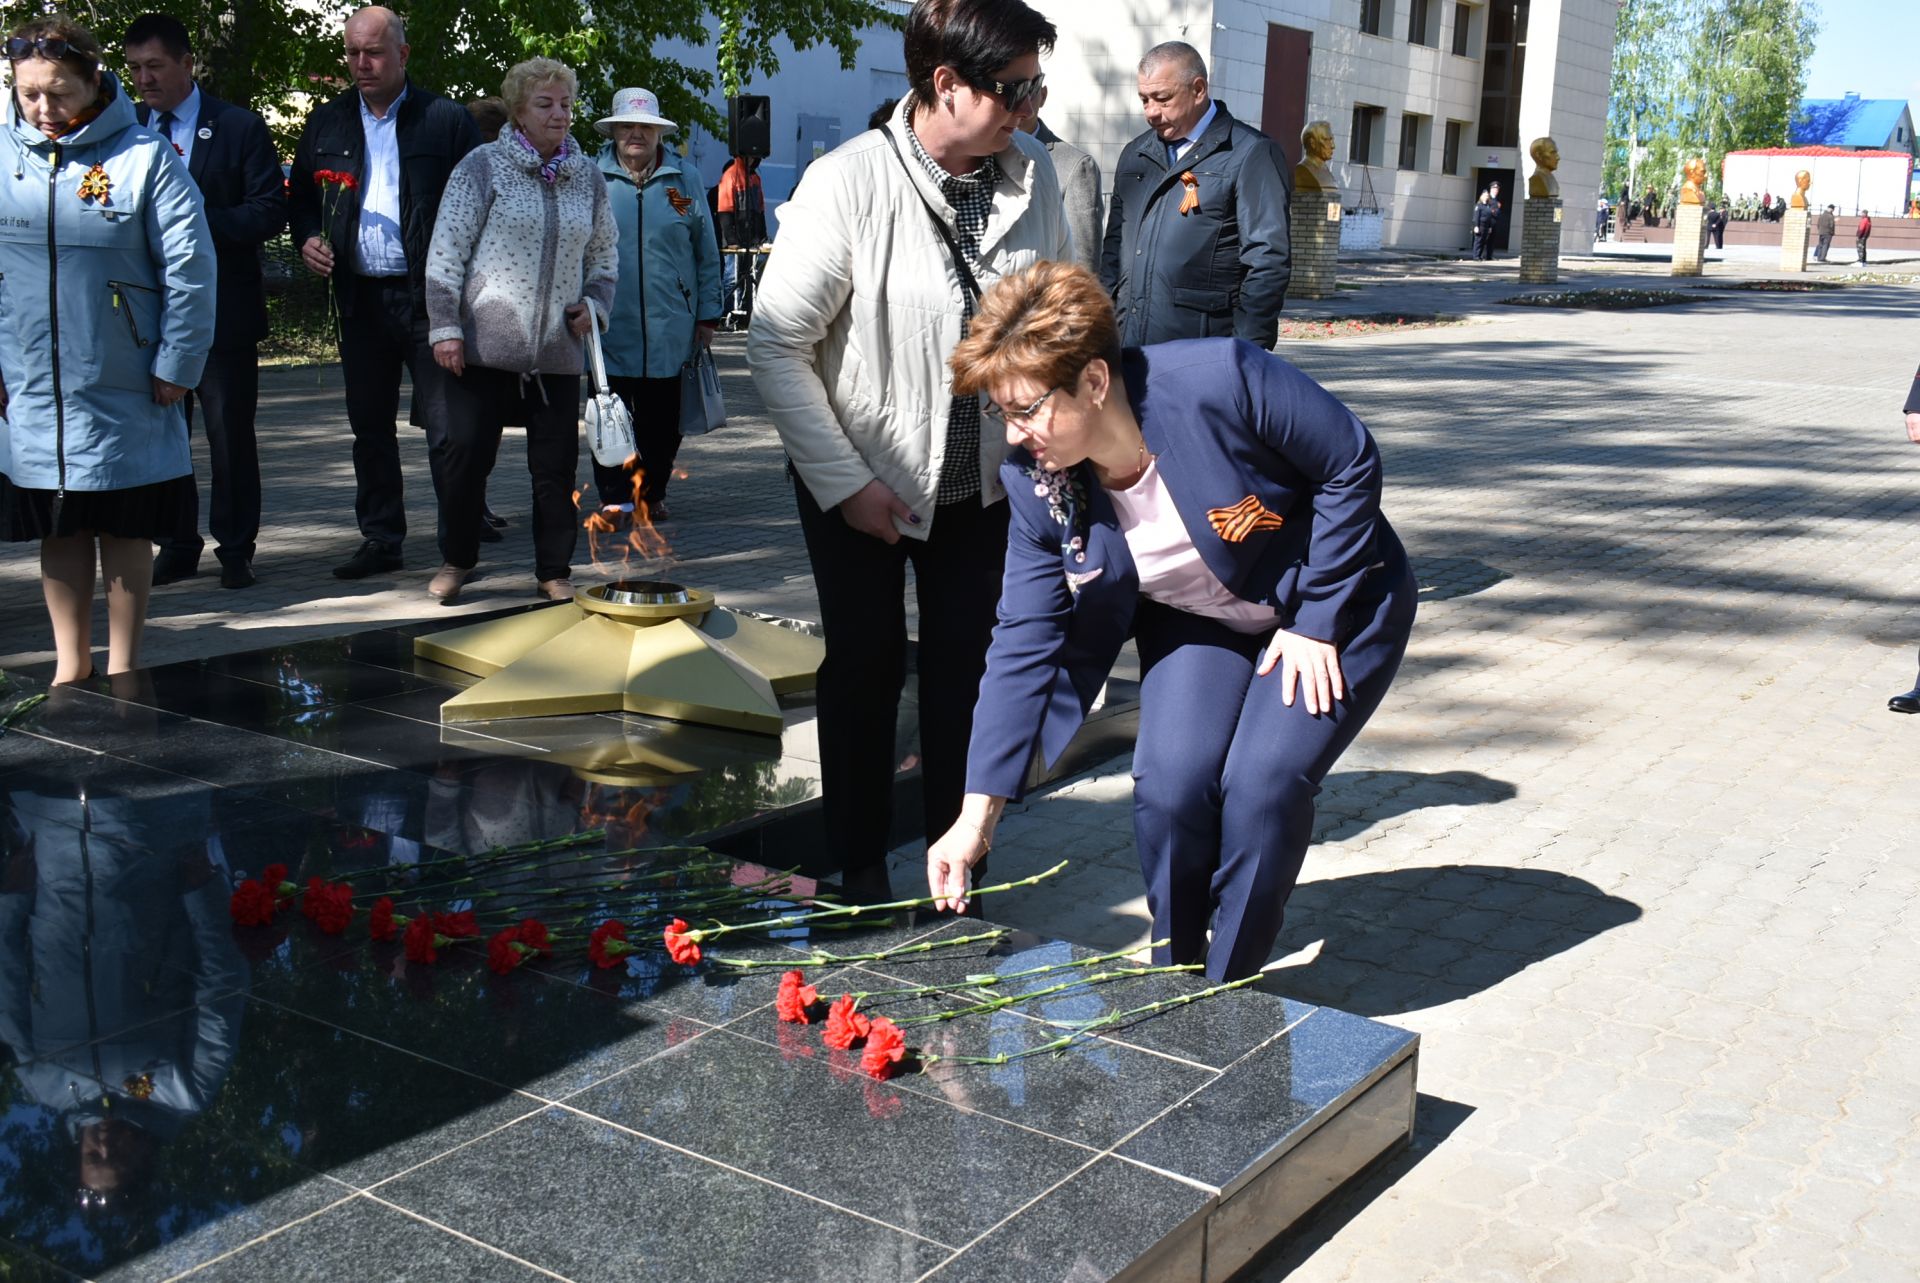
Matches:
[0,17,214,682]
[589,88,722,523]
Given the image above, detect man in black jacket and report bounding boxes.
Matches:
[125,14,286,591]
[290,5,480,579]
[1099,42,1291,349]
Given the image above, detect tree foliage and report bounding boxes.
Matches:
[0,0,898,155]
[1604,0,1821,202]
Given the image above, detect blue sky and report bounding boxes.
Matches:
[1801,0,1920,111]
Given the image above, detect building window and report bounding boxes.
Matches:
[1477,0,1528,148]
[1442,120,1464,174]
[1360,0,1386,37]
[1399,114,1429,170]
[1451,2,1473,56]
[1351,104,1385,165]
[1408,0,1436,46]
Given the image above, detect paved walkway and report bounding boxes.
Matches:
[5,255,1919,1281]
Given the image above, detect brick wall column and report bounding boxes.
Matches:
[1520,197,1563,283]
[1286,189,1341,301]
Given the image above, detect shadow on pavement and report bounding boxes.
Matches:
[1315,768,1519,843]
[1275,864,1642,1019]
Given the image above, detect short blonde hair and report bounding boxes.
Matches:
[501,57,577,122]
[949,262,1122,398]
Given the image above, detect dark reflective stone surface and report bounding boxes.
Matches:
[0,629,1413,1280]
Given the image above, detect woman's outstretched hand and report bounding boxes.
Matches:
[1257,628,1346,715]
[927,797,1002,913]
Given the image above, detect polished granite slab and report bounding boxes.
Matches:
[0,631,1416,1281]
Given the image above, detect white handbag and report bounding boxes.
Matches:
[581,298,637,468]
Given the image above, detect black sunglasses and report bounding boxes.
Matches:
[6,35,84,62]
[967,71,1045,112]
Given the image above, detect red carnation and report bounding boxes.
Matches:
[822,994,871,1051]
[662,917,702,966]
[774,969,819,1024]
[368,897,398,942]
[488,926,532,975]
[861,1016,908,1080]
[515,918,551,953]
[229,879,276,927]
[311,882,355,936]
[588,919,633,969]
[300,876,328,921]
[432,909,479,939]
[403,915,440,964]
[261,863,289,893]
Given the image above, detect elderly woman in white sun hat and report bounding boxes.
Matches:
[590,87,722,525]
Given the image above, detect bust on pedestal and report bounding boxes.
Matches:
[1779,169,1811,272]
[1519,136,1563,284]
[1671,158,1710,276]
[1286,120,1341,301]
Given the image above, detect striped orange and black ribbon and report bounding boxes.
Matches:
[1206,495,1284,542]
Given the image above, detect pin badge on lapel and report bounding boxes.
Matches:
[1207,496,1284,541]
[197,126,212,140]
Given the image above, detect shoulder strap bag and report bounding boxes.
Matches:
[581,297,638,468]
[880,127,984,306]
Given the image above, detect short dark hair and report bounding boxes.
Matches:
[466,95,508,142]
[8,13,105,79]
[867,97,897,131]
[903,0,1056,106]
[123,13,191,58]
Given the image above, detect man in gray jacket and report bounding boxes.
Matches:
[1099,41,1291,348]
[1019,88,1101,273]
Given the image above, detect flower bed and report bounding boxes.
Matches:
[1279,314,1467,340]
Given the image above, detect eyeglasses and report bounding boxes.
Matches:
[6,35,81,62]
[982,386,1059,427]
[968,71,1045,113]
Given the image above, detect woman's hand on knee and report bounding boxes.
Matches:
[1257,628,1345,715]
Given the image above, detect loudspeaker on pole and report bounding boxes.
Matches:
[728,95,771,158]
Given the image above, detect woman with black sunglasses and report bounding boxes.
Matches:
[749,0,1071,903]
[0,16,214,682]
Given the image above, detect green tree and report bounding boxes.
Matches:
[3,0,898,154]
[1681,0,1821,189]
[1605,0,1821,204]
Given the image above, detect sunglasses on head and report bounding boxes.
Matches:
[6,35,82,62]
[967,70,1044,112]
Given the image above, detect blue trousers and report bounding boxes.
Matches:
[1131,548,1416,980]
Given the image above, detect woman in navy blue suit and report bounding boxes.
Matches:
[926,262,1416,981]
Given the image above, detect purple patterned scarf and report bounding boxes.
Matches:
[512,127,573,185]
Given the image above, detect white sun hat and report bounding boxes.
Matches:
[595,87,677,137]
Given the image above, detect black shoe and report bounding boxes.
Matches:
[332,540,402,580]
[648,500,673,522]
[477,521,503,543]
[219,559,256,590]
[484,506,509,528]
[836,864,894,906]
[151,550,200,585]
[1891,687,1920,714]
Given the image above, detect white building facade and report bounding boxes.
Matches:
[679,0,1617,257]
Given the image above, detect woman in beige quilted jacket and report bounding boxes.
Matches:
[424,56,618,603]
[748,0,1072,902]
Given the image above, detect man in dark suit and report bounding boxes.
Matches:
[1099,41,1291,350]
[125,14,285,590]
[290,5,480,580]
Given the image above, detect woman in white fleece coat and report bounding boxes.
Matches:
[747,0,1071,900]
[424,57,617,604]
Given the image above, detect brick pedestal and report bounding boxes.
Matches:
[1671,202,1709,276]
[1519,198,1562,283]
[1286,188,1340,300]
[1779,207,1810,272]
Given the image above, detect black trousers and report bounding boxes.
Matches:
[438,365,581,582]
[793,472,1010,875]
[158,345,261,566]
[338,274,455,552]
[592,375,681,507]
